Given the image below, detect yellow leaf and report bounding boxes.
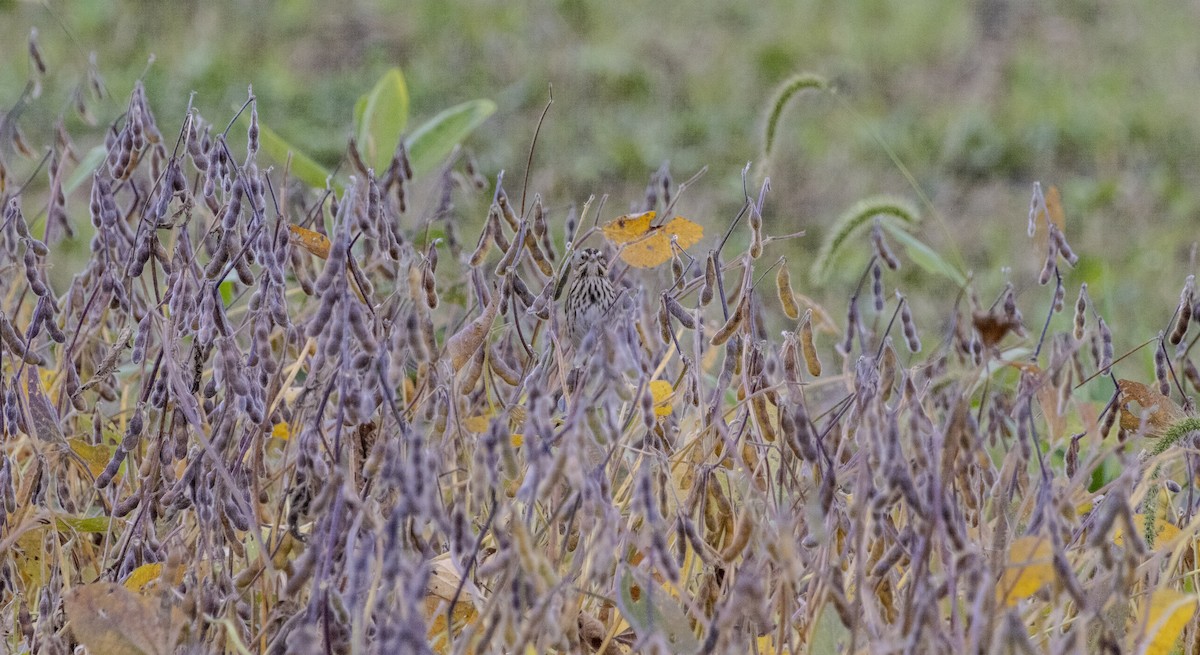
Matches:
[65,583,177,655]
[287,224,331,259]
[425,555,480,654]
[123,563,163,593]
[270,422,290,440]
[462,415,491,433]
[601,211,703,268]
[1139,588,1197,655]
[1045,185,1065,230]
[996,535,1054,607]
[69,438,116,478]
[649,380,674,417]
[601,210,656,243]
[1113,514,1182,550]
[14,528,47,589]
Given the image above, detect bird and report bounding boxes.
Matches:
[565,248,616,348]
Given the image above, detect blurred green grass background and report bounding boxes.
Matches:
[3,0,1200,357]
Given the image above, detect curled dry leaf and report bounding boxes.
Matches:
[971,310,1023,349]
[996,535,1054,607]
[426,554,481,654]
[1117,379,1186,437]
[649,379,674,417]
[64,582,178,655]
[1139,588,1197,655]
[601,210,703,268]
[287,223,332,259]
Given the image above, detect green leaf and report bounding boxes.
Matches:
[617,568,701,654]
[65,145,107,195]
[405,99,496,173]
[878,218,967,287]
[810,600,850,654]
[55,516,111,533]
[356,68,409,171]
[257,123,337,191]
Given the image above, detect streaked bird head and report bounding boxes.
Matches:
[575,248,609,278]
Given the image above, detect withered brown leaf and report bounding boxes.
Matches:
[1117,379,1186,437]
[972,310,1023,349]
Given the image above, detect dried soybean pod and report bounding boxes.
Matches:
[711,295,747,347]
[657,297,672,345]
[1073,283,1088,341]
[700,250,717,306]
[1170,276,1193,345]
[799,310,821,377]
[879,338,897,402]
[469,218,495,267]
[664,295,695,329]
[776,260,799,320]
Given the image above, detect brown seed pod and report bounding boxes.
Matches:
[1184,357,1200,393]
[872,220,900,270]
[1170,276,1193,345]
[799,310,821,377]
[781,332,800,385]
[749,218,763,260]
[658,298,672,345]
[496,187,520,230]
[719,510,754,562]
[1097,317,1113,374]
[1073,283,1088,341]
[897,293,921,353]
[469,219,494,267]
[488,346,521,386]
[776,261,799,320]
[1038,234,1058,286]
[664,295,695,329]
[879,338,897,402]
[839,299,859,356]
[711,295,747,346]
[700,250,717,306]
[1155,335,1170,396]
